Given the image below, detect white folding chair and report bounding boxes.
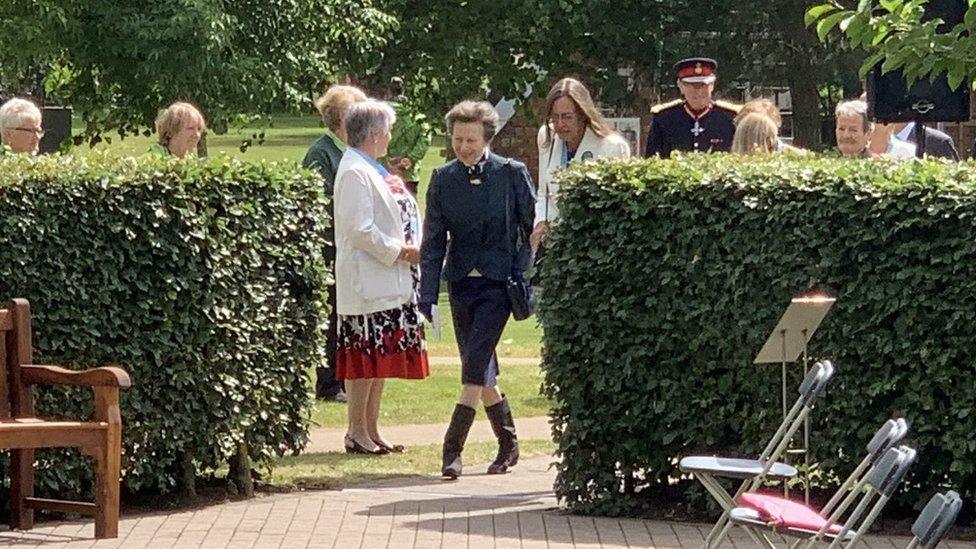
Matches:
[679,360,835,549]
[905,491,962,549]
[727,445,916,549]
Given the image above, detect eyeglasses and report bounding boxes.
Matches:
[549,113,580,123]
[13,127,45,138]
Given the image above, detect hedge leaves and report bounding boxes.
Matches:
[540,154,976,516]
[0,153,329,496]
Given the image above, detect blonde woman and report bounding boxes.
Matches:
[531,78,630,253]
[731,113,779,155]
[735,99,807,155]
[303,84,368,402]
[153,102,207,157]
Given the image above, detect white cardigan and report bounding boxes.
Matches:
[535,125,630,226]
[333,149,417,316]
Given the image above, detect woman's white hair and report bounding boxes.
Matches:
[344,100,396,148]
[835,100,873,134]
[0,98,41,132]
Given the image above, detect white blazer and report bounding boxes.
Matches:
[334,149,417,316]
[535,125,630,226]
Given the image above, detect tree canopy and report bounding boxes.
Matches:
[1,1,860,147]
[807,0,973,91]
[0,0,395,142]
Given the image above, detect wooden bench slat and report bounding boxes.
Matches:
[0,421,107,449]
[24,498,97,516]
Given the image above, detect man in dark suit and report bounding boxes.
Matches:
[302,84,366,402]
[420,100,536,479]
[891,121,959,160]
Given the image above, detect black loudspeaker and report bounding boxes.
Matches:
[867,0,969,123]
[39,106,71,154]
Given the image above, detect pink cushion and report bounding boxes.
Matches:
[738,492,843,534]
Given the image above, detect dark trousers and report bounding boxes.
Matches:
[316,272,344,398]
[448,277,511,387]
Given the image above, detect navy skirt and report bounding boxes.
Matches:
[448,277,511,387]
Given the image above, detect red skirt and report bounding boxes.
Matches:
[335,303,429,380]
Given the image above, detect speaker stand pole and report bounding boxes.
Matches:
[914,120,927,159]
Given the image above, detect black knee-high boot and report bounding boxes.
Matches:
[485,397,519,474]
[442,404,476,479]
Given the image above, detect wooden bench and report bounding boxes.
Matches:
[0,299,131,539]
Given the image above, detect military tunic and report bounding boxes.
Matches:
[645,100,738,158]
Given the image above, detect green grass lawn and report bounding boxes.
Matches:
[267,439,555,489]
[77,114,544,357]
[313,362,548,428]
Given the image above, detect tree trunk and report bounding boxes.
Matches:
[781,0,826,150]
[228,441,254,498]
[179,450,196,498]
[789,67,823,150]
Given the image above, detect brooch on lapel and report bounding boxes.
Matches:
[466,163,483,186]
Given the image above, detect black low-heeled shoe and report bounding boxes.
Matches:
[345,435,389,455]
[373,439,406,453]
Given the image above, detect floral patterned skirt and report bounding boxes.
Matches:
[335,303,430,380]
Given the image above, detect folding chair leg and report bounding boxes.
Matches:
[9,448,35,531]
[696,474,739,549]
[742,525,778,549]
[94,425,122,538]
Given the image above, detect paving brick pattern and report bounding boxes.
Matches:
[2,455,973,548]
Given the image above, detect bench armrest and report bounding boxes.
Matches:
[21,365,131,388]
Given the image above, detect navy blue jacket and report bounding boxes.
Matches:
[645,100,737,157]
[419,153,536,305]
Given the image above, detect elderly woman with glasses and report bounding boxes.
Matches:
[153,102,207,158]
[0,98,44,155]
[530,77,630,253]
[333,99,430,455]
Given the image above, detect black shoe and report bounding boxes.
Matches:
[373,439,406,453]
[442,404,476,479]
[485,397,519,474]
[320,390,347,403]
[345,435,388,455]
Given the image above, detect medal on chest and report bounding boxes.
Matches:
[685,104,713,146]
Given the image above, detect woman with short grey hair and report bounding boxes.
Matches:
[0,97,43,155]
[344,100,397,149]
[332,99,430,455]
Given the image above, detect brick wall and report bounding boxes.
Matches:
[492,109,543,183]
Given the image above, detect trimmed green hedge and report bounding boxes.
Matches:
[0,153,329,496]
[539,154,976,517]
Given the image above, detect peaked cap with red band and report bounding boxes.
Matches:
[675,57,718,83]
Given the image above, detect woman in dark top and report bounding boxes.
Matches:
[302,84,368,402]
[419,100,536,479]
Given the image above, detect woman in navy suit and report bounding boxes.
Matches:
[419,100,536,479]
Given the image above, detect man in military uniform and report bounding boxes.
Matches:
[645,58,738,157]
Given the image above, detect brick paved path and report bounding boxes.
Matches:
[2,453,973,548]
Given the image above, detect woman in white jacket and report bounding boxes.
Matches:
[530,78,631,252]
[334,100,430,455]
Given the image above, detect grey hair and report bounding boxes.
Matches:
[835,100,873,134]
[0,98,41,132]
[344,99,396,148]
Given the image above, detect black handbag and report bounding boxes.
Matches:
[505,173,535,321]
